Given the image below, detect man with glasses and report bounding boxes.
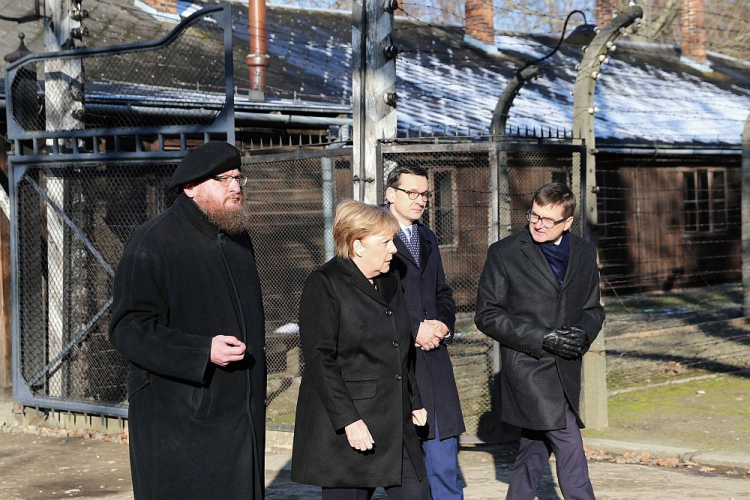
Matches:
[110,141,266,499]
[475,182,604,499]
[385,165,465,499]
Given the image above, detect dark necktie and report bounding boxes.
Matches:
[399,225,420,267]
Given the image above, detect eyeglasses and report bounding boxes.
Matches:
[212,175,248,187]
[392,186,431,201]
[527,211,568,229]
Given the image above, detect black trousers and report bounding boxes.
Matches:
[321,446,430,500]
[506,405,595,500]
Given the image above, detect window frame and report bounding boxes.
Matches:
[425,167,458,248]
[682,167,728,236]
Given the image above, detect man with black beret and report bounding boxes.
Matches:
[110,141,267,499]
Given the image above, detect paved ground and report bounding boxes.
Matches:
[1,416,749,500]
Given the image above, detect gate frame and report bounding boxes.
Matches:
[6,3,236,418]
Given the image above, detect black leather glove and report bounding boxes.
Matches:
[542,327,587,360]
[565,326,590,354]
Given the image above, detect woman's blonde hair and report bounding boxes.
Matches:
[333,200,399,259]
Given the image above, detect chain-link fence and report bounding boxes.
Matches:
[10,135,584,437]
[378,138,583,438]
[14,161,179,412]
[243,149,354,426]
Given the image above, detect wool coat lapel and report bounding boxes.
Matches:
[418,226,433,276]
[561,236,581,291]
[394,234,418,268]
[342,257,397,306]
[519,231,561,290]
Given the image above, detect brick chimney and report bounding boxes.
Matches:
[681,0,707,62]
[595,1,614,28]
[138,0,178,16]
[465,0,494,46]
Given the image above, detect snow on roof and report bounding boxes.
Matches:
[257,6,750,146]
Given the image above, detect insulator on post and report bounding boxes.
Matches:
[383,45,399,59]
[608,44,617,53]
[70,26,89,40]
[69,8,89,21]
[383,0,399,12]
[588,106,599,115]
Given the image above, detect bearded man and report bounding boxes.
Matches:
[109,141,266,499]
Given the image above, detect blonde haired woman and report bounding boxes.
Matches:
[292,200,430,500]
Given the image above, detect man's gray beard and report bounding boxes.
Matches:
[202,203,253,235]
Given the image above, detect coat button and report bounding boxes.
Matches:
[392,341,399,348]
[395,374,402,381]
[423,310,428,316]
[385,309,393,316]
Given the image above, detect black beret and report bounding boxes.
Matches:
[168,141,241,189]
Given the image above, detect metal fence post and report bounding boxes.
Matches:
[742,112,750,315]
[572,3,643,430]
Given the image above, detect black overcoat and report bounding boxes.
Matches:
[109,193,266,499]
[391,223,465,440]
[291,257,427,488]
[474,229,604,431]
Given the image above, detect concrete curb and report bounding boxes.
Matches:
[584,437,750,470]
[5,404,750,474]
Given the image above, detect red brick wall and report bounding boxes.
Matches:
[140,0,177,15]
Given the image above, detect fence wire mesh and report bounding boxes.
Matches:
[15,161,178,409]
[8,9,228,133]
[242,150,353,425]
[377,138,583,438]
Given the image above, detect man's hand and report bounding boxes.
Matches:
[415,322,441,351]
[564,326,590,354]
[210,335,246,366]
[411,408,427,426]
[424,319,449,339]
[542,328,586,360]
[345,419,375,451]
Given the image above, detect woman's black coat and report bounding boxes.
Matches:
[475,229,604,431]
[109,194,266,499]
[291,257,426,488]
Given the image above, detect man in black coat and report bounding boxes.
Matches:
[109,142,266,499]
[385,165,465,499]
[475,183,604,500]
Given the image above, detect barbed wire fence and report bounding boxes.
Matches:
[3,0,749,429]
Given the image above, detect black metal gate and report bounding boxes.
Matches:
[7,4,236,417]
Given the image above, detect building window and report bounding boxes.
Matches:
[425,168,457,246]
[683,168,727,234]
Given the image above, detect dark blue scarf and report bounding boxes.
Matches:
[538,232,570,285]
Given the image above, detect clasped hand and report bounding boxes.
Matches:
[415,320,448,351]
[542,326,589,360]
